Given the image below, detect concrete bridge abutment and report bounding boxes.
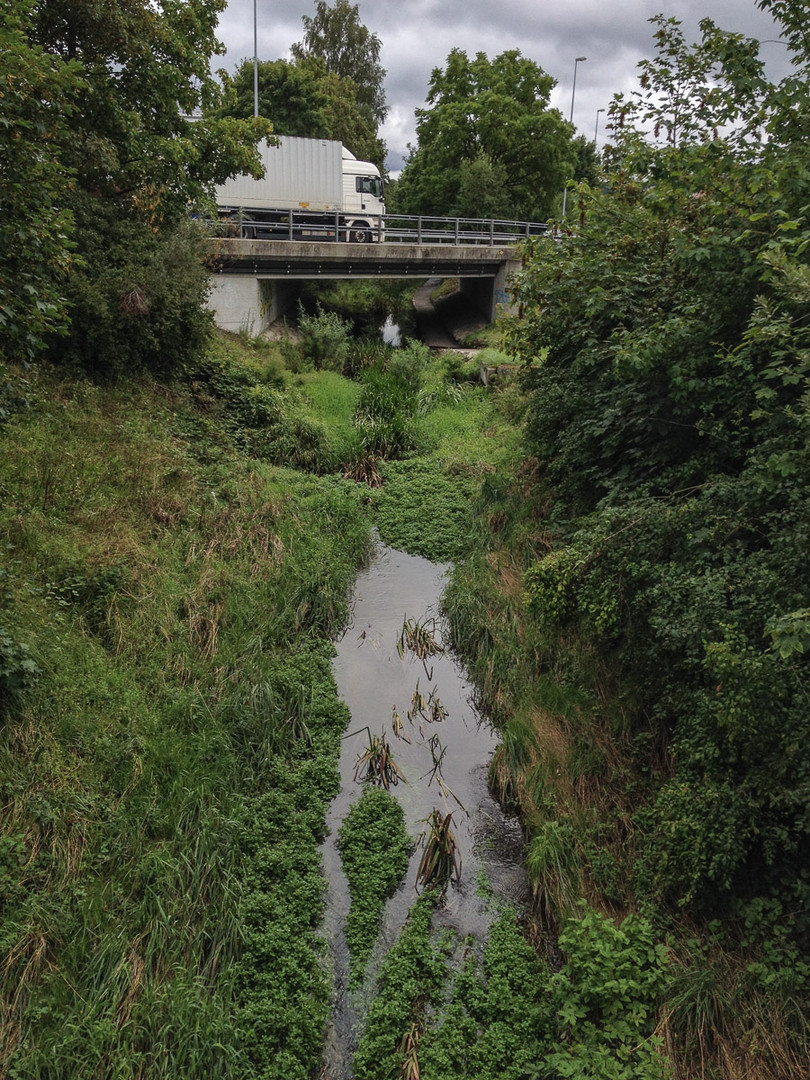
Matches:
[458,257,522,322]
[206,276,301,336]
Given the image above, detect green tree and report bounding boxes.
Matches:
[455,152,513,219]
[220,57,329,138]
[219,56,385,167]
[318,66,386,167]
[572,134,600,187]
[19,0,269,373]
[0,0,83,362]
[394,49,575,220]
[291,0,387,129]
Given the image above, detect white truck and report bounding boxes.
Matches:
[215,135,385,243]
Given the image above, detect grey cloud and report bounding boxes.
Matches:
[217,0,789,172]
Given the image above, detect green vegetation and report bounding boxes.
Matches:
[7,3,810,1077]
[0,279,525,1077]
[392,49,576,220]
[0,358,369,1079]
[356,897,668,1080]
[1,0,269,374]
[337,787,411,983]
[303,279,419,334]
[0,0,83,360]
[219,0,387,168]
[441,7,810,1078]
[352,891,450,1080]
[372,460,475,562]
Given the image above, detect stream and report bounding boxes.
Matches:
[319,538,528,1079]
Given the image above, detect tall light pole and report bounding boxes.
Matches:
[561,56,586,221]
[253,0,259,118]
[594,107,605,145]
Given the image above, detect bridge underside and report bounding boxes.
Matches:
[206,238,520,336]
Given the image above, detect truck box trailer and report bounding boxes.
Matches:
[215,136,385,242]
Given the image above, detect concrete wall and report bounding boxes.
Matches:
[206,276,300,335]
[458,258,521,322]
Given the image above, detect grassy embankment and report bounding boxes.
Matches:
[0,301,522,1079]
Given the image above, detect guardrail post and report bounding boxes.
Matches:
[454,218,460,243]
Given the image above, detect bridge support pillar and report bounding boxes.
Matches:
[206,276,301,335]
[458,257,521,323]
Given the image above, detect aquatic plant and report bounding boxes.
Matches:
[415,809,461,892]
[421,733,464,810]
[397,616,444,661]
[407,681,448,731]
[352,893,448,1080]
[353,728,407,789]
[337,788,411,984]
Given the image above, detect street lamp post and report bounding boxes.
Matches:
[561,56,587,221]
[253,0,259,118]
[594,107,605,144]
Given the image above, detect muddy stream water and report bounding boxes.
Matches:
[319,538,528,1079]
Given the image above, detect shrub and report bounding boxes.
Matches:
[49,202,214,377]
[297,303,351,373]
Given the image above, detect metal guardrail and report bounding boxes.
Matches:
[217,207,548,245]
[384,214,549,245]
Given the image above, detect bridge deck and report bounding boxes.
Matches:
[208,238,517,279]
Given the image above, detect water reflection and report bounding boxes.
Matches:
[380,315,402,347]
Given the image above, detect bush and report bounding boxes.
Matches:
[49,200,214,377]
[546,907,670,1080]
[297,303,351,373]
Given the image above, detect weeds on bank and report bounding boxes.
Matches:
[0,360,370,1079]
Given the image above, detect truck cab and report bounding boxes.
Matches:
[341,148,385,242]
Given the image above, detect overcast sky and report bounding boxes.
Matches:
[214,0,793,172]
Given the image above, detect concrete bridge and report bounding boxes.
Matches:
[206,237,522,336]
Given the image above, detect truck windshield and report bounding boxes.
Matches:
[356,176,383,199]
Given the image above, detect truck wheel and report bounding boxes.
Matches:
[350,227,370,244]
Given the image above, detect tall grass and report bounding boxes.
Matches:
[0,360,370,1078]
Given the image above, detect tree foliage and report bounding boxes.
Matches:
[512,6,810,936]
[291,0,387,129]
[219,56,385,168]
[394,49,576,220]
[0,0,83,361]
[2,0,269,372]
